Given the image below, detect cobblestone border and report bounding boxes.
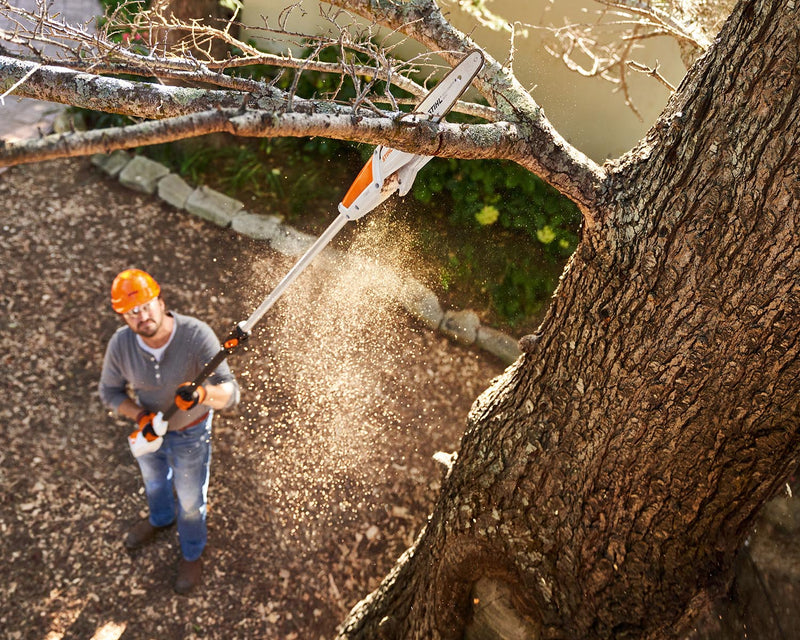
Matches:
[91,151,522,365]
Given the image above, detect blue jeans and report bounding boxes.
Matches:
[135,413,212,561]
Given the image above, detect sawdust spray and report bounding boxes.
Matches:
[236,209,442,544]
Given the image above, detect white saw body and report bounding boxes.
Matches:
[338,49,484,220]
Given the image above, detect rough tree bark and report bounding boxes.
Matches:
[336,1,800,638]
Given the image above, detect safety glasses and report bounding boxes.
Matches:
[122,297,158,319]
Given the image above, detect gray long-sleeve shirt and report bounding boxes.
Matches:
[99,311,239,430]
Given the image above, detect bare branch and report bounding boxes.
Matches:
[0,59,39,104]
[627,59,677,92]
[0,106,516,168]
[0,52,498,125]
[593,0,711,48]
[0,108,232,165]
[532,0,717,114]
[0,0,494,119]
[0,54,255,118]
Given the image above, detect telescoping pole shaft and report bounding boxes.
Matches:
[239,212,349,333]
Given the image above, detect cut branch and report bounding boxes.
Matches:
[1,50,496,120]
[0,0,494,120]
[0,105,604,223]
[0,109,516,166]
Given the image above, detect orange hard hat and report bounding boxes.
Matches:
[110,269,161,314]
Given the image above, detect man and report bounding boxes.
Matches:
[99,268,239,594]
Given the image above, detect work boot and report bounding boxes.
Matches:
[174,557,203,595]
[124,518,173,550]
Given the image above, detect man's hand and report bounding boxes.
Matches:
[128,428,163,458]
[175,383,207,411]
[128,410,168,458]
[152,411,168,436]
[137,410,155,431]
[137,410,168,437]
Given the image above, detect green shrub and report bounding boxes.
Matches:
[413,157,580,259]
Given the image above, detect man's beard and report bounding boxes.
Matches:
[135,318,159,337]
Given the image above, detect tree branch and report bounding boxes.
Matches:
[328,0,606,222]
[0,54,251,117]
[0,107,602,225]
[0,0,494,120]
[0,106,513,165]
[0,109,230,165]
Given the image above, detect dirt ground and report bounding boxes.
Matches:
[3,158,800,640]
[0,158,506,639]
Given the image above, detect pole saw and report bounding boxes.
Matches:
[133,50,484,452]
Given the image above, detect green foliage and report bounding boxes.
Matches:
[97,0,149,16]
[475,204,500,226]
[406,157,580,327]
[142,136,355,211]
[96,0,150,43]
[413,157,580,258]
[491,258,558,324]
[422,219,566,328]
[93,0,165,60]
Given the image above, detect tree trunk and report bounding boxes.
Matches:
[338,0,800,638]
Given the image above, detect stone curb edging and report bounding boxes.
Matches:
[91,151,522,365]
